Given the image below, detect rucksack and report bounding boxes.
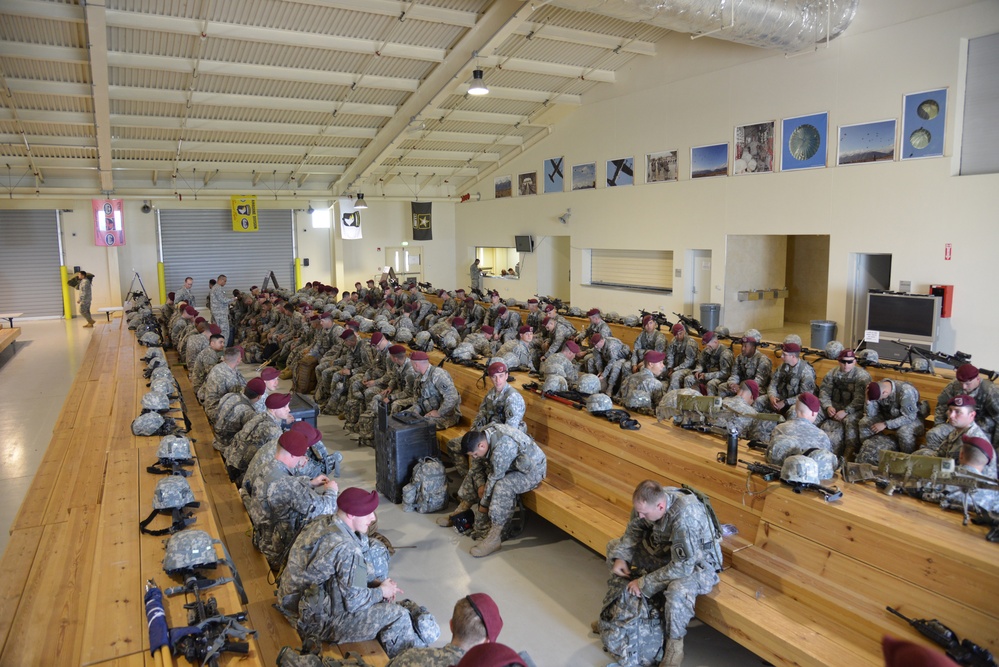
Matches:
[276,647,370,667]
[401,457,446,513]
[597,582,664,667]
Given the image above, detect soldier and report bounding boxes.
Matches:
[495,326,535,372]
[818,349,872,461]
[438,290,458,320]
[210,274,234,345]
[857,379,925,461]
[226,392,294,483]
[715,380,770,440]
[631,316,668,373]
[184,321,215,369]
[664,324,698,391]
[926,364,999,449]
[241,430,338,571]
[470,258,483,291]
[455,643,527,667]
[386,593,503,667]
[603,480,722,667]
[913,395,994,477]
[171,306,198,347]
[212,378,266,450]
[462,297,487,330]
[256,366,281,412]
[344,332,392,432]
[540,314,577,361]
[721,329,773,399]
[539,340,581,393]
[199,345,247,421]
[586,334,630,388]
[72,269,97,327]
[578,309,612,345]
[190,334,225,395]
[493,307,522,343]
[484,291,503,327]
[761,343,816,416]
[404,351,462,430]
[524,298,543,332]
[276,488,436,656]
[454,425,547,557]
[682,331,734,396]
[765,392,831,466]
[617,350,667,416]
[160,292,176,326]
[176,276,196,307]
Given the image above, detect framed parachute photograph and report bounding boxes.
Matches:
[781,112,829,171]
[901,88,947,160]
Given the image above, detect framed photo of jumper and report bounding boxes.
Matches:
[571,162,596,190]
[733,121,775,174]
[901,88,946,160]
[646,150,678,183]
[781,112,828,171]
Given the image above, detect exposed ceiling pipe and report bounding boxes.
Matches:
[546,0,859,52]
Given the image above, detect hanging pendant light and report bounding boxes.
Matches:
[354,193,368,209]
[468,69,489,96]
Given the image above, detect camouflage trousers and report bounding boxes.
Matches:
[445,436,470,479]
[601,361,626,398]
[296,591,421,658]
[819,414,862,459]
[212,313,230,346]
[670,369,695,392]
[858,417,924,454]
[322,379,350,416]
[459,467,544,525]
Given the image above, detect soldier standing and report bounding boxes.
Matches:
[176,276,196,307]
[601,480,722,667]
[210,274,235,345]
[470,258,483,291]
[817,349,872,461]
[73,269,97,327]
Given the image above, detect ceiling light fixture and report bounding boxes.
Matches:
[468,69,489,96]
[354,193,368,209]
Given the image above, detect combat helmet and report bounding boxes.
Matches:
[162,530,247,604]
[621,315,639,327]
[576,373,602,396]
[412,330,433,352]
[857,349,879,365]
[743,329,762,343]
[803,448,839,481]
[824,340,844,360]
[587,393,613,413]
[542,375,569,394]
[150,366,175,381]
[781,454,820,486]
[141,391,171,412]
[148,434,195,476]
[139,475,199,536]
[139,331,162,346]
[150,376,177,397]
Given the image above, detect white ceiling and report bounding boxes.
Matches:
[0,0,671,201]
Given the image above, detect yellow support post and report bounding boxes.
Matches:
[60,265,73,319]
[294,257,302,292]
[157,262,167,303]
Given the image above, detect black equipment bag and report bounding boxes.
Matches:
[375,411,437,503]
[289,392,319,428]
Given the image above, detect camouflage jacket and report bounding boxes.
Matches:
[935,378,999,438]
[665,336,698,373]
[866,380,922,430]
[694,345,734,382]
[728,349,773,389]
[473,383,526,431]
[819,364,871,416]
[766,417,831,465]
[412,366,461,419]
[191,347,222,393]
[541,352,579,385]
[200,362,248,421]
[385,644,464,667]
[227,412,285,472]
[214,392,257,440]
[478,424,546,506]
[631,330,668,366]
[767,359,817,406]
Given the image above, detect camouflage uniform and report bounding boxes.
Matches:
[631,330,668,366]
[913,422,994,477]
[716,396,771,440]
[241,455,338,570]
[213,392,257,449]
[447,383,526,478]
[605,490,721,644]
[766,417,832,466]
[723,349,772,398]
[617,367,665,416]
[585,337,630,385]
[464,302,487,330]
[226,412,285,478]
[495,338,535,372]
[762,360,817,414]
[76,277,95,324]
[276,516,419,656]
[457,424,546,526]
[494,310,522,343]
[406,366,462,430]
[818,364,872,457]
[385,644,464,667]
[190,347,222,395]
[540,352,579,391]
[683,345,734,395]
[525,308,544,332]
[244,439,337,493]
[858,380,925,455]
[580,319,612,344]
[926,379,999,448]
[199,362,247,422]
[184,332,210,369]
[541,318,577,360]
[209,283,234,343]
[665,337,699,390]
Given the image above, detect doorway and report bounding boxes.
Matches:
[537,236,571,301]
[847,253,892,346]
[685,249,712,317]
[385,245,424,284]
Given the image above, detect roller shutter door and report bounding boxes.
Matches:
[159,209,294,306]
[0,210,63,317]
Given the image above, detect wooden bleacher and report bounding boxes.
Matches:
[0,327,20,358]
[0,318,387,666]
[432,351,998,667]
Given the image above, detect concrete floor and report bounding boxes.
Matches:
[0,319,766,666]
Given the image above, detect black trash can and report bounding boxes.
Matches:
[810,320,837,350]
[699,303,721,333]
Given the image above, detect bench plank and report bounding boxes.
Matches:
[0,526,44,657]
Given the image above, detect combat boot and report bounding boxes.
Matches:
[436,500,471,527]
[470,523,504,557]
[660,638,683,667]
[279,367,293,380]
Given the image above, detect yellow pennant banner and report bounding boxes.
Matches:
[231,195,258,232]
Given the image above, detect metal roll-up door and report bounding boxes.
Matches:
[0,210,63,317]
[159,209,294,305]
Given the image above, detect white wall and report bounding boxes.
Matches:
[454,0,999,367]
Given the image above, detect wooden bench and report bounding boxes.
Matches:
[0,312,22,328]
[0,327,19,357]
[434,352,998,666]
[98,306,125,321]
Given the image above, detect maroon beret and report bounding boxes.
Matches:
[167,292,176,299]
[245,377,266,397]
[671,323,685,335]
[564,341,580,355]
[371,332,384,345]
[587,308,600,317]
[798,392,821,413]
[544,303,555,312]
[320,312,333,320]
[487,361,508,376]
[251,285,259,290]
[388,344,406,355]
[340,329,355,340]
[208,323,222,335]
[185,306,197,316]
[590,333,603,345]
[962,435,994,464]
[527,298,538,304]
[948,394,976,409]
[438,289,447,297]
[195,317,207,325]
[466,592,503,642]
[867,382,882,400]
[260,367,279,381]
[465,297,474,304]
[346,320,360,330]
[278,430,310,457]
[452,317,466,327]
[309,313,319,321]
[838,349,856,362]
[410,351,429,361]
[481,325,495,335]
[518,326,532,335]
[456,288,465,294]
[457,643,526,667]
[265,392,291,410]
[956,364,980,382]
[644,350,666,364]
[338,487,379,516]
[290,420,322,447]
[542,316,551,326]
[642,315,653,325]
[366,279,375,284]
[701,331,715,344]
[783,342,802,354]
[497,306,507,316]
[743,379,760,400]
[882,635,959,667]
[385,299,395,307]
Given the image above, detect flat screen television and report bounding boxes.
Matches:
[865,291,941,361]
[515,235,534,253]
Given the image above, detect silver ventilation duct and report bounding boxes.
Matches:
[547,0,860,52]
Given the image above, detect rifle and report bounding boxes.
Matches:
[170,577,256,667]
[893,340,999,380]
[673,312,707,336]
[886,606,997,667]
[739,459,782,482]
[417,281,434,293]
[638,309,673,330]
[970,512,999,543]
[309,444,342,478]
[536,294,568,316]
[521,382,585,410]
[784,478,843,502]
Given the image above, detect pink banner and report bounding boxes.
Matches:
[92,199,126,247]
